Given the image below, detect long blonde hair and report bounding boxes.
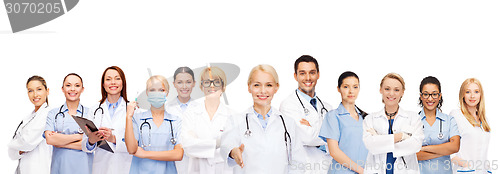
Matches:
[459,78,490,132]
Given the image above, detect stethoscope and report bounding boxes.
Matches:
[12,105,49,139]
[139,117,176,147]
[55,104,84,133]
[244,113,292,164]
[94,101,127,127]
[295,90,328,116]
[419,111,444,140]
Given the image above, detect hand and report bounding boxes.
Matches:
[230,144,245,168]
[100,127,115,143]
[86,126,105,145]
[367,128,378,135]
[19,151,25,155]
[127,101,138,118]
[46,131,57,137]
[300,118,311,127]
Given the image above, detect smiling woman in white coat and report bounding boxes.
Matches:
[166,66,200,174]
[181,66,235,174]
[81,66,133,174]
[9,75,52,174]
[220,64,306,174]
[362,73,424,174]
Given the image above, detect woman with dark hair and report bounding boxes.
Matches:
[44,73,93,174]
[9,75,52,174]
[82,66,133,174]
[416,76,460,174]
[319,71,368,174]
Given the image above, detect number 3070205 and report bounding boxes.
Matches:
[5,3,63,14]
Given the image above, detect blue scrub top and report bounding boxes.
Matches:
[130,110,182,174]
[44,103,93,174]
[418,109,460,174]
[319,103,368,174]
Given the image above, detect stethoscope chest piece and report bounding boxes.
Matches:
[438,132,444,140]
[304,108,310,115]
[170,137,177,145]
[244,129,252,137]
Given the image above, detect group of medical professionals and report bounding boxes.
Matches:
[8,55,492,174]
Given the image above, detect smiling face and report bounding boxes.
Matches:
[103,69,123,96]
[62,75,84,102]
[338,76,359,105]
[380,78,404,107]
[248,70,279,108]
[27,80,49,108]
[464,83,481,108]
[420,84,441,112]
[294,62,319,97]
[174,72,195,99]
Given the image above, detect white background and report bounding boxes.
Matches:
[0,0,498,172]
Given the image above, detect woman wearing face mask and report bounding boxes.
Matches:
[181,66,235,174]
[416,76,460,174]
[82,66,133,174]
[167,66,199,174]
[125,75,184,174]
[220,64,305,174]
[319,71,369,174]
[44,73,93,174]
[450,78,491,174]
[9,75,52,174]
[362,73,424,174]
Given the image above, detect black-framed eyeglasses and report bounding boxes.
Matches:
[421,92,441,99]
[201,79,223,88]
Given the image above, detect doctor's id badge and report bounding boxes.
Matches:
[4,0,79,33]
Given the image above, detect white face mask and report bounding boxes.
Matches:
[147,92,167,108]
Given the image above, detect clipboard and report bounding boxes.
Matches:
[71,116,114,153]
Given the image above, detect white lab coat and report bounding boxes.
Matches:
[220,106,307,174]
[279,91,333,174]
[81,98,133,174]
[362,108,424,174]
[449,109,491,174]
[181,100,235,174]
[8,103,52,174]
[166,98,199,174]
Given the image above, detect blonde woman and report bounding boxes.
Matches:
[220,64,305,174]
[362,73,424,174]
[181,66,235,174]
[125,75,184,173]
[450,78,491,174]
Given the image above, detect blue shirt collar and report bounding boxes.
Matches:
[106,97,122,109]
[419,109,446,122]
[254,108,272,120]
[62,102,84,116]
[142,110,179,121]
[296,89,316,102]
[176,97,190,107]
[336,102,362,116]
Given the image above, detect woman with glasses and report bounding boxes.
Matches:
[450,78,491,174]
[44,73,93,174]
[416,76,460,174]
[124,75,184,173]
[181,66,235,174]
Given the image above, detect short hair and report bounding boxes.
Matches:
[247,64,279,86]
[294,55,319,73]
[146,75,170,93]
[174,66,195,82]
[380,72,405,91]
[200,66,227,92]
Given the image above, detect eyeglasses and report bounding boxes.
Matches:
[421,92,441,99]
[201,79,223,88]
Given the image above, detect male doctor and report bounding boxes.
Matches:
[280,55,333,174]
